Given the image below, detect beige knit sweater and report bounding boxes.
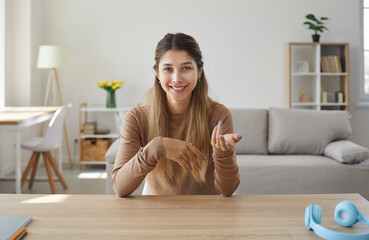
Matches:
[112,102,240,197]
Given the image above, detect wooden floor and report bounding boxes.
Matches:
[0,163,106,194]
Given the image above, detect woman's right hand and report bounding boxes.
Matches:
[161,137,206,172]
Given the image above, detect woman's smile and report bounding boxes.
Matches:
[170,85,187,92]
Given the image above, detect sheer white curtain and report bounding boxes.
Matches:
[0,0,5,108]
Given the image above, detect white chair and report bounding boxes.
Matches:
[20,104,71,194]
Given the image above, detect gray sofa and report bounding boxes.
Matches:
[106,108,369,199]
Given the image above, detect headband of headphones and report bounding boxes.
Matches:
[305,200,369,240]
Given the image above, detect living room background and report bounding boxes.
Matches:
[2,0,368,172]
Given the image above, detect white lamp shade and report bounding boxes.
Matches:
[37,45,69,69]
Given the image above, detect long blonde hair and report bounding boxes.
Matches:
[147,33,211,183]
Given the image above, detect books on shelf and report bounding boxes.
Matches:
[321,56,342,73]
[82,122,97,134]
[82,122,97,130]
[81,122,111,135]
[82,129,95,134]
[0,216,32,240]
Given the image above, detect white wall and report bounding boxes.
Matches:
[4,0,42,105]
[4,0,369,168]
[41,0,360,108]
[30,0,43,106]
[5,0,31,106]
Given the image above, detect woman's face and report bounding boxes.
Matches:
[156,50,202,104]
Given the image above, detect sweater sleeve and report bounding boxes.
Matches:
[211,106,240,197]
[111,109,165,197]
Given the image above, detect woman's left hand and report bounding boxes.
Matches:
[211,121,242,151]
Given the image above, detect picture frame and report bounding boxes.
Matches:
[297,61,309,73]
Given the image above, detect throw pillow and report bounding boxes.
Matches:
[268,108,352,155]
[324,140,369,163]
[230,108,268,154]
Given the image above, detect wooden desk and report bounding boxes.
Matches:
[1,194,369,239]
[0,106,58,193]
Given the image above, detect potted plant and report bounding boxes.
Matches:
[303,14,329,42]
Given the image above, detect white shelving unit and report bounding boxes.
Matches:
[285,42,349,111]
[78,103,131,169]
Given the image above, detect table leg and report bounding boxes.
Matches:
[15,131,21,194]
[58,145,62,174]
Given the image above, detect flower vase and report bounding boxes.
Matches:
[106,91,116,108]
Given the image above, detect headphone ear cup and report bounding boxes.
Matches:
[305,205,311,229]
[334,201,358,227]
[312,204,322,225]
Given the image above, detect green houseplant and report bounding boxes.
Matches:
[303,14,329,42]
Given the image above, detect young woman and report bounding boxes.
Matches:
[112,33,242,197]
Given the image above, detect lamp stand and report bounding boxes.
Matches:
[40,68,73,169]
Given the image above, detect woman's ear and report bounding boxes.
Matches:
[156,71,160,81]
[198,67,203,79]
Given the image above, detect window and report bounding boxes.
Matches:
[364,0,369,95]
[360,0,369,103]
[0,0,4,108]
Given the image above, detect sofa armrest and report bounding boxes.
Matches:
[324,140,369,164]
[105,139,120,195]
[105,139,120,164]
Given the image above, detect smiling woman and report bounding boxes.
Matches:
[111,33,242,197]
[156,50,201,114]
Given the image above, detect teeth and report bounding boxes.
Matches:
[172,86,185,90]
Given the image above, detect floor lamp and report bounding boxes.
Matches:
[37,45,73,169]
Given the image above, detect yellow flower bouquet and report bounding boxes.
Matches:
[96,80,125,108]
[96,80,125,92]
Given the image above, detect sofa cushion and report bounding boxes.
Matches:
[105,139,120,164]
[230,108,268,154]
[235,155,369,199]
[268,108,351,155]
[324,140,369,163]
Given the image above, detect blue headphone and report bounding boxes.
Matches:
[305,201,369,240]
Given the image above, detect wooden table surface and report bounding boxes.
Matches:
[0,106,58,125]
[1,194,369,239]
[0,106,59,194]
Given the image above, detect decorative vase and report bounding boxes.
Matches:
[106,91,116,108]
[312,34,320,42]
